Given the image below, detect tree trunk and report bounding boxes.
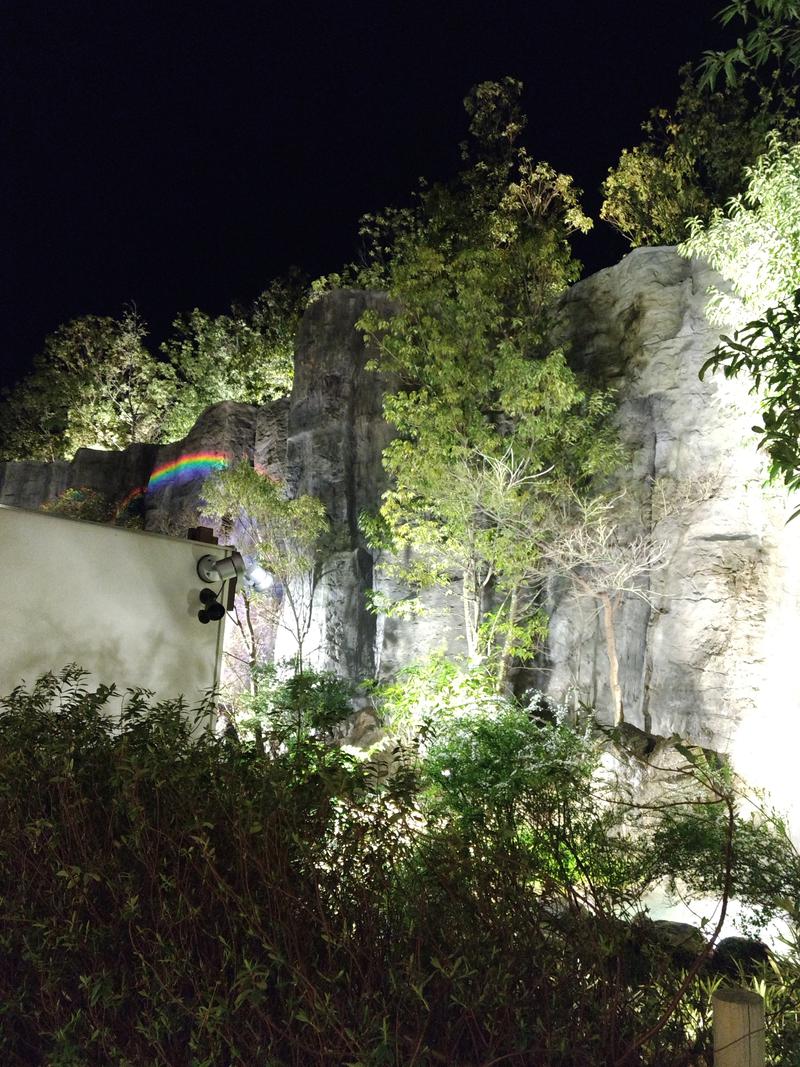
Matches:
[599,590,624,726]
[243,594,266,756]
[462,562,480,663]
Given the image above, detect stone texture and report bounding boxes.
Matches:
[281,290,401,677]
[144,401,265,534]
[545,246,800,835]
[373,566,466,679]
[286,289,398,541]
[0,445,157,513]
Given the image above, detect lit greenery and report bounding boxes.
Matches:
[699,0,800,91]
[352,79,620,688]
[0,309,175,460]
[680,136,800,513]
[0,276,305,461]
[601,0,800,248]
[1,667,798,1065]
[40,486,144,529]
[160,274,306,440]
[600,63,799,247]
[235,661,355,751]
[201,460,328,674]
[681,135,800,324]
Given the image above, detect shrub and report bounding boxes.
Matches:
[41,486,145,529]
[0,667,797,1065]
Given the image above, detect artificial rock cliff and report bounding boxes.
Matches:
[2,247,799,824]
[547,248,800,834]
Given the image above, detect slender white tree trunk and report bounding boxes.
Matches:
[599,590,624,726]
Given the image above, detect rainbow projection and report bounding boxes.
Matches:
[147,452,229,492]
[114,485,147,521]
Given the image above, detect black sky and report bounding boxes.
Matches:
[2,1,733,392]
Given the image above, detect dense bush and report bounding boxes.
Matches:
[0,668,798,1065]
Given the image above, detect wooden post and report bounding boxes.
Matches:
[713,988,765,1067]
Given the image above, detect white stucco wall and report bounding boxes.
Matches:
[0,505,230,711]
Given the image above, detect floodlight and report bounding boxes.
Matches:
[197,551,244,584]
[243,564,273,594]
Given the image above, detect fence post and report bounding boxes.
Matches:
[713,988,765,1067]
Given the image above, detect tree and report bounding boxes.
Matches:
[201,461,328,677]
[679,136,800,515]
[357,79,621,689]
[0,370,70,462]
[699,0,800,92]
[0,309,175,460]
[542,493,669,726]
[600,63,799,247]
[0,272,307,461]
[59,309,177,452]
[601,0,800,249]
[161,274,306,440]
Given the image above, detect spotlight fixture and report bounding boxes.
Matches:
[198,550,274,593]
[197,587,226,624]
[197,551,245,584]
[195,550,275,624]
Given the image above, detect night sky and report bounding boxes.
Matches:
[2,1,734,392]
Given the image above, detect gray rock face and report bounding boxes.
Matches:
[144,400,269,533]
[0,401,267,535]
[283,290,400,677]
[0,445,158,513]
[287,289,397,542]
[545,246,800,832]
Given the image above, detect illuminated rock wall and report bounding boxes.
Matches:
[0,443,158,514]
[278,288,465,680]
[545,246,800,831]
[0,401,265,528]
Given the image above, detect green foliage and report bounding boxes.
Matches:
[348,80,620,685]
[40,486,145,529]
[600,64,799,246]
[0,309,176,460]
[235,661,354,748]
[700,294,800,513]
[0,667,798,1065]
[680,137,800,512]
[682,134,800,323]
[370,654,504,741]
[160,274,306,440]
[202,460,327,581]
[700,0,800,91]
[0,274,306,461]
[40,486,118,524]
[202,460,328,672]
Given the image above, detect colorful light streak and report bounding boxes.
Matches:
[114,485,147,518]
[147,452,229,491]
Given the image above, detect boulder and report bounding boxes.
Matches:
[712,936,772,978]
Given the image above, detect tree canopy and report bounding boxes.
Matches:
[0,309,174,460]
[601,0,800,247]
[0,278,305,461]
[159,274,306,441]
[355,79,622,686]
